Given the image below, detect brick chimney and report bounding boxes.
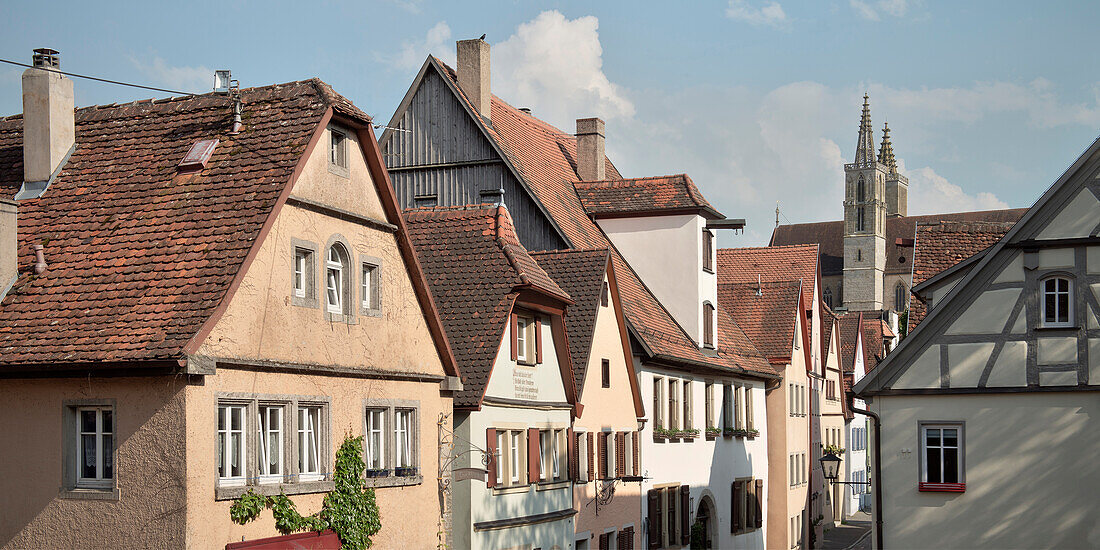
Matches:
[456,39,490,121]
[22,48,75,187]
[576,117,605,181]
[0,199,16,299]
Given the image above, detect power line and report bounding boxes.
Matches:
[0,57,206,98]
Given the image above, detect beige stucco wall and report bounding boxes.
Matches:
[574,271,641,548]
[870,392,1100,549]
[1,377,188,549]
[766,311,810,550]
[484,310,567,403]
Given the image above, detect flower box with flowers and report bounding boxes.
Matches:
[705,427,722,439]
[677,429,700,439]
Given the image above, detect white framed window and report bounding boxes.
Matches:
[1041,276,1073,327]
[361,262,379,311]
[330,129,347,168]
[653,377,665,430]
[551,429,561,479]
[365,408,386,471]
[256,405,284,483]
[624,432,634,475]
[394,409,414,471]
[77,407,114,488]
[294,248,311,298]
[217,404,247,486]
[603,432,615,480]
[516,316,529,363]
[920,423,964,487]
[722,384,733,429]
[495,431,504,486]
[510,431,522,484]
[326,245,349,315]
[297,406,322,482]
[668,379,679,431]
[539,430,550,480]
[683,380,693,431]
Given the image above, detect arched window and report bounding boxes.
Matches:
[1041,276,1073,327]
[895,283,907,311]
[857,175,866,202]
[702,301,715,348]
[823,287,833,308]
[325,244,351,315]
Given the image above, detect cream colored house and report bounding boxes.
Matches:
[0,52,458,549]
[817,311,847,528]
[853,134,1100,549]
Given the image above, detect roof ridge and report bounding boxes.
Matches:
[718,244,819,252]
[573,173,689,186]
[529,247,609,256]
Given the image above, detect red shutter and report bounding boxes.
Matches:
[528,427,540,483]
[754,479,764,528]
[510,313,518,361]
[535,317,543,363]
[588,432,595,482]
[731,481,742,533]
[680,485,691,545]
[568,428,576,482]
[632,431,640,476]
[598,433,607,479]
[485,428,497,488]
[647,489,661,549]
[616,433,625,478]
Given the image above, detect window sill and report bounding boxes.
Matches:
[360,307,383,318]
[60,487,120,501]
[919,482,965,493]
[291,295,319,309]
[363,474,423,488]
[328,163,350,179]
[1035,325,1079,331]
[536,480,571,491]
[493,484,532,495]
[215,480,335,501]
[703,267,715,275]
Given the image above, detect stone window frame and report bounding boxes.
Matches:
[61,398,119,500]
[323,234,356,324]
[291,238,319,309]
[359,253,383,318]
[214,393,333,501]
[327,125,350,178]
[361,398,423,488]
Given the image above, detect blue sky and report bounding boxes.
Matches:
[3,1,1098,245]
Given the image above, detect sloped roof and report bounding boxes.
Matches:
[907,220,1015,331]
[424,58,774,379]
[821,304,838,370]
[769,209,1027,276]
[530,248,608,391]
[574,174,723,219]
[405,204,569,408]
[0,79,363,365]
[718,281,800,362]
[717,244,819,310]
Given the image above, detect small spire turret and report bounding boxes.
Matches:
[854,94,876,165]
[879,121,897,174]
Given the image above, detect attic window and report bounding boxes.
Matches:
[178,139,218,171]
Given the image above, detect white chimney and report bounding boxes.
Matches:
[456,39,491,121]
[576,117,606,181]
[0,199,17,299]
[22,48,75,189]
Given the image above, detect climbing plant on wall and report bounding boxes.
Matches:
[229,434,382,549]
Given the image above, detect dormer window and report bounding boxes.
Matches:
[1041,276,1073,327]
[328,127,349,177]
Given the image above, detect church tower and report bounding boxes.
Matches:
[842,95,889,311]
[880,122,909,217]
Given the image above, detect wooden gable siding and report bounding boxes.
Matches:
[381,70,567,252]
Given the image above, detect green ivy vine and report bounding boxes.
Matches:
[229,434,381,549]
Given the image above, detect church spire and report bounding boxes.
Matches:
[854,94,876,165]
[879,121,897,174]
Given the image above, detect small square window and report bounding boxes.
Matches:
[394,409,415,473]
[601,359,610,388]
[291,241,318,308]
[365,408,386,472]
[361,260,382,315]
[920,422,965,491]
[257,405,284,484]
[1041,276,1073,327]
[77,407,113,488]
[330,130,347,169]
[218,404,247,487]
[298,406,323,482]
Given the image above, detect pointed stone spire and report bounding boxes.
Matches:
[879,121,897,174]
[854,94,876,165]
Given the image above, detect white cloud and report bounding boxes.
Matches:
[726,0,788,27]
[493,11,634,128]
[387,0,422,14]
[901,161,1009,215]
[377,21,453,71]
[128,55,211,94]
[850,0,913,21]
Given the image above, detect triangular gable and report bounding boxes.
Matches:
[856,135,1100,395]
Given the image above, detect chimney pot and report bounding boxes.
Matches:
[456,39,491,121]
[576,117,606,181]
[21,48,75,194]
[32,48,60,69]
[33,244,47,275]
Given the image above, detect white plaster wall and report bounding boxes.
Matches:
[484,316,568,403]
[596,214,715,347]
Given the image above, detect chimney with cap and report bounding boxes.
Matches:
[576,117,606,181]
[21,48,75,195]
[0,199,16,299]
[456,39,491,121]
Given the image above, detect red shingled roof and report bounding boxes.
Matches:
[837,313,863,374]
[907,220,1014,332]
[0,79,368,365]
[432,59,774,379]
[769,209,1026,276]
[717,244,819,310]
[405,205,569,408]
[718,281,800,362]
[574,174,723,219]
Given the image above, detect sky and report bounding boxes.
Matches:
[2,1,1099,246]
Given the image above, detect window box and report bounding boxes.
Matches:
[745,429,760,439]
[366,468,390,478]
[676,429,700,439]
[723,427,737,438]
[653,427,673,440]
[705,427,722,439]
[919,482,966,493]
[394,466,418,477]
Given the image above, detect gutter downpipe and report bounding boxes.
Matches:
[850,403,883,549]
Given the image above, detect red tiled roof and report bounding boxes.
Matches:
[530,248,608,391]
[0,79,360,365]
[433,59,774,379]
[718,281,800,362]
[405,205,568,408]
[861,318,886,371]
[821,303,838,370]
[574,174,723,219]
[907,220,1014,332]
[769,209,1026,276]
[836,313,863,374]
[717,244,819,310]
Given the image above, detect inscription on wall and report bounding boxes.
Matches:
[513,367,538,400]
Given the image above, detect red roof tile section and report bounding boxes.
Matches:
[769,209,1026,276]
[531,249,609,391]
[908,220,1014,332]
[574,174,723,219]
[0,79,360,365]
[719,281,800,362]
[433,58,774,379]
[405,205,568,408]
[837,313,863,374]
[717,245,819,310]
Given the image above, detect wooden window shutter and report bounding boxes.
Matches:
[746,386,754,430]
[622,526,634,550]
[680,485,691,545]
[527,427,540,483]
[599,533,609,550]
[535,317,543,363]
[485,428,497,488]
[754,479,764,528]
[510,313,518,361]
[616,432,625,478]
[588,432,595,482]
[632,431,640,476]
[598,433,607,480]
[568,428,576,482]
[745,480,755,530]
[647,489,661,549]
[731,481,742,533]
[602,359,610,388]
[602,281,609,306]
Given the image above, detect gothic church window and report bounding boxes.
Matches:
[856,207,865,232]
[857,175,866,201]
[895,283,907,311]
[823,287,833,308]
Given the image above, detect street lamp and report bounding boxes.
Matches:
[820,452,842,481]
